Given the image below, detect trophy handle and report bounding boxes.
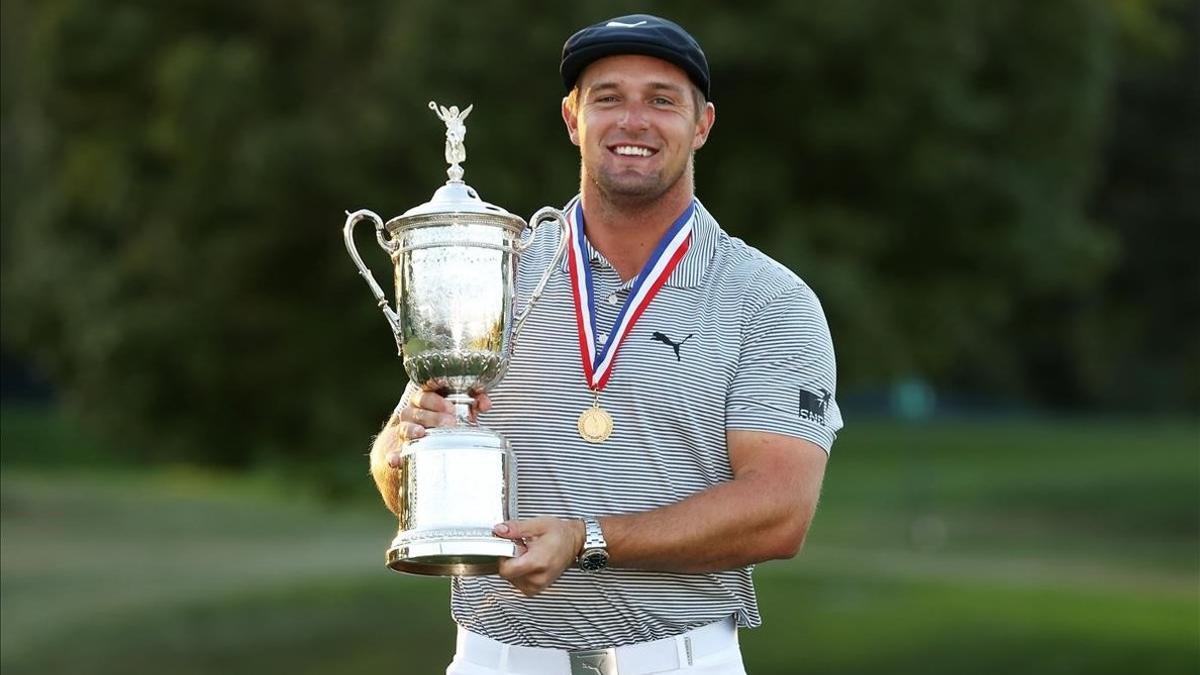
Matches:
[511,206,569,341]
[343,209,402,343]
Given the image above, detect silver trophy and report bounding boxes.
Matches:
[343,102,567,576]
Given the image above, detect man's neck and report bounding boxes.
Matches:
[579,183,695,282]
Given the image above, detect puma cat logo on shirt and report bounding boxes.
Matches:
[651,331,694,361]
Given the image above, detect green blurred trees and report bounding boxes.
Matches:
[1074,0,1199,410]
[697,2,1120,399]
[1,0,1194,474]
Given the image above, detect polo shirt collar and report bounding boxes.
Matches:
[556,196,718,289]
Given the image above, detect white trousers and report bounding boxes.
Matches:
[445,617,747,675]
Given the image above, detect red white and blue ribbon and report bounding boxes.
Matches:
[566,200,695,392]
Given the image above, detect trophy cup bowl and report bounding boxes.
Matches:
[343,102,567,576]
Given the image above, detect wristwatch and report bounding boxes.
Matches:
[577,517,609,572]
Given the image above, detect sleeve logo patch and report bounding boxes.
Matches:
[799,388,832,426]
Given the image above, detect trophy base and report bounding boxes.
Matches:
[387,536,517,576]
[387,425,517,577]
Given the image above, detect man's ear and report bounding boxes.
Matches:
[562,96,581,147]
[693,102,716,150]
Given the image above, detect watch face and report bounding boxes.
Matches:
[580,549,609,572]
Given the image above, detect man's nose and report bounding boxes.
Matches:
[618,103,650,130]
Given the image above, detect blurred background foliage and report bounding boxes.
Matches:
[2,0,1196,478]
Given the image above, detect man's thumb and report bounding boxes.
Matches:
[493,521,521,539]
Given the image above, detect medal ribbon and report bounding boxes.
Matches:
[566,200,695,392]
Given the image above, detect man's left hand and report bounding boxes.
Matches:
[493,518,585,597]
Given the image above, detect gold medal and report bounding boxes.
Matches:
[577,398,613,443]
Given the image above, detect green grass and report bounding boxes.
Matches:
[0,405,117,466]
[745,573,1198,675]
[2,409,1197,674]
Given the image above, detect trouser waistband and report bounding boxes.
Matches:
[454,616,738,674]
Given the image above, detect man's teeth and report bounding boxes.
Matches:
[614,146,653,157]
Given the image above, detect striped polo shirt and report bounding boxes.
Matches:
[432,197,841,649]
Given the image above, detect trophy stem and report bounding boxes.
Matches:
[445,394,476,426]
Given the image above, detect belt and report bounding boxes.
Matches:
[454,616,738,675]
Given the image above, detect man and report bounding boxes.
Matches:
[371,14,842,675]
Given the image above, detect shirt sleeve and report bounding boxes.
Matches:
[725,282,843,453]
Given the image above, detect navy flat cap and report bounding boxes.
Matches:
[561,14,711,100]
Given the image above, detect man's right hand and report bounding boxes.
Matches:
[368,389,493,514]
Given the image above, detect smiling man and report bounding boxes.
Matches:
[372,14,843,675]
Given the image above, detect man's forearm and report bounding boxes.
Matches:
[600,442,825,573]
[370,412,404,514]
